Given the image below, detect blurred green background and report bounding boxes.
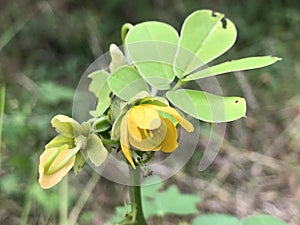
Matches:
[0,0,299,224]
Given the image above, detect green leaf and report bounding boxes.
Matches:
[142,176,200,218]
[183,56,281,81]
[192,214,240,225]
[86,133,108,166]
[166,89,246,122]
[107,66,150,101]
[134,61,176,90]
[45,135,74,149]
[109,204,132,224]
[90,84,111,117]
[79,122,91,137]
[241,215,288,225]
[126,21,179,44]
[125,21,179,89]
[73,151,85,175]
[88,70,109,96]
[109,176,200,222]
[176,10,237,76]
[88,70,111,117]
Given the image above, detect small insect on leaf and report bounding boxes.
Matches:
[221,17,227,29]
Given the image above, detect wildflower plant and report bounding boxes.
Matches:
[38,9,280,224]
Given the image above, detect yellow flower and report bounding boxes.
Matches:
[39,145,76,189]
[120,103,194,168]
[39,115,108,189]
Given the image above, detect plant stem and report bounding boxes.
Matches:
[121,23,133,45]
[68,172,100,225]
[20,183,33,225]
[60,176,68,225]
[129,166,147,225]
[0,84,5,170]
[170,78,186,92]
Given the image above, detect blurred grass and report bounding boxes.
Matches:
[0,84,5,169]
[0,0,299,224]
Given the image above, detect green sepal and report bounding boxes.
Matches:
[51,114,81,138]
[93,116,111,133]
[79,122,91,137]
[45,135,74,149]
[109,44,127,72]
[86,133,108,167]
[111,110,127,141]
[157,111,177,125]
[139,96,169,107]
[128,91,151,105]
[73,151,85,175]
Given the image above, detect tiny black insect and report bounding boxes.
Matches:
[221,17,227,29]
[211,11,217,17]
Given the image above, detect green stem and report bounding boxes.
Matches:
[20,177,34,225]
[121,23,133,45]
[68,172,100,225]
[0,84,5,170]
[100,136,119,145]
[142,151,154,163]
[59,176,68,225]
[170,78,185,91]
[129,166,147,225]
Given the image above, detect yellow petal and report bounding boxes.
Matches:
[120,143,136,169]
[129,133,161,151]
[160,118,179,153]
[129,118,167,151]
[130,105,161,130]
[120,112,136,168]
[128,110,142,141]
[147,105,194,132]
[39,148,75,189]
[178,117,194,132]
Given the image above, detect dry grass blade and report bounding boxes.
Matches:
[68,172,100,225]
